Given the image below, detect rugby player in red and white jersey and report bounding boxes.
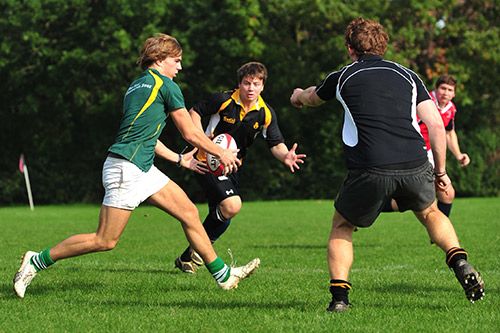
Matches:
[384,74,470,217]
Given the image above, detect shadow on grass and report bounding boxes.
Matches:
[369,281,463,294]
[251,244,324,250]
[0,266,195,300]
[64,298,310,311]
[0,280,106,299]
[94,267,177,275]
[251,243,381,250]
[1,277,207,300]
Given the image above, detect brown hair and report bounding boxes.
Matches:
[435,74,457,90]
[344,17,389,57]
[237,62,268,85]
[136,34,182,70]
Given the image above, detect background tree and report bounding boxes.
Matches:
[1,0,498,205]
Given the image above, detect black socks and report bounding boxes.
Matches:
[330,279,352,304]
[446,247,468,270]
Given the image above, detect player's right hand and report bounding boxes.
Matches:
[220,148,240,175]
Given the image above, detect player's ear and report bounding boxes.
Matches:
[155,57,166,67]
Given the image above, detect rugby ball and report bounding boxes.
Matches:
[206,133,237,176]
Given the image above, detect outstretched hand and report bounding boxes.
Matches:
[180,147,209,174]
[284,143,306,173]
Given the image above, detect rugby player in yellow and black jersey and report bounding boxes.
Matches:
[174,62,306,274]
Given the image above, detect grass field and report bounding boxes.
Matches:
[0,198,499,332]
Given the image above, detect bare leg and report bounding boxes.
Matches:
[147,180,217,264]
[413,201,460,252]
[391,199,399,211]
[327,210,357,281]
[218,195,242,219]
[50,206,132,261]
[437,183,455,204]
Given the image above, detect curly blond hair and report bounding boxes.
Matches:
[136,34,182,70]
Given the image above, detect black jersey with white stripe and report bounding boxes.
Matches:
[315,54,430,169]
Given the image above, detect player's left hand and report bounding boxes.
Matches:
[181,147,209,174]
[457,153,470,167]
[284,143,306,173]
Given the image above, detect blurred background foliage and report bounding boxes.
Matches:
[1,0,499,205]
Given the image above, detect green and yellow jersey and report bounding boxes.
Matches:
[108,68,185,172]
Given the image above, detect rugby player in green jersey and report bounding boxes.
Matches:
[14,34,259,298]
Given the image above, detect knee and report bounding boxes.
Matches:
[219,199,241,219]
[438,185,455,203]
[331,211,357,233]
[178,203,202,226]
[94,235,119,252]
[448,185,456,200]
[184,202,200,221]
[415,202,447,223]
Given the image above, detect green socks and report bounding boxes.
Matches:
[29,249,231,284]
[30,248,55,272]
[206,256,230,283]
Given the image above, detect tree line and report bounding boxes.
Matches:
[1,0,499,205]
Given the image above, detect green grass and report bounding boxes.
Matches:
[1,198,499,332]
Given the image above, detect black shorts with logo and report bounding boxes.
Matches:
[195,170,240,207]
[334,161,435,228]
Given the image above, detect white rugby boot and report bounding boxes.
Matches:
[13,251,39,298]
[218,258,260,290]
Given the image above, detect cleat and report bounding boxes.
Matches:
[218,258,260,290]
[327,300,349,313]
[174,248,204,274]
[453,259,485,303]
[189,248,204,266]
[174,256,199,274]
[13,251,39,298]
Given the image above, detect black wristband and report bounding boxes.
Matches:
[177,154,182,167]
[434,170,447,177]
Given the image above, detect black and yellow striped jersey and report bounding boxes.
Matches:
[193,89,285,161]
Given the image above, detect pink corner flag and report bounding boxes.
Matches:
[19,154,25,173]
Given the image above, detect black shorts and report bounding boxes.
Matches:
[334,161,435,228]
[195,171,240,206]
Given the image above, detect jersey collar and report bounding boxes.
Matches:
[232,89,262,112]
[358,54,383,62]
[431,90,453,113]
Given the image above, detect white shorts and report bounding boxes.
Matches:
[102,156,169,210]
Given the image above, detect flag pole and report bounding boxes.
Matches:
[24,165,35,211]
[19,154,35,211]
